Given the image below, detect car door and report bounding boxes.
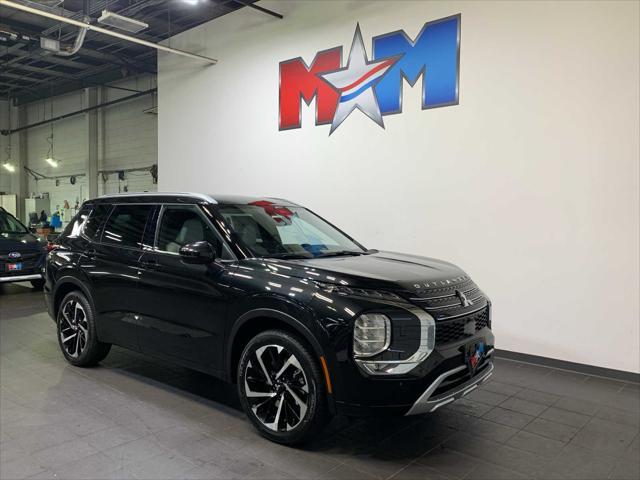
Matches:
[85,203,153,350]
[136,204,237,372]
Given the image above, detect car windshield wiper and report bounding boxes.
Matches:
[315,250,365,258]
[265,253,314,260]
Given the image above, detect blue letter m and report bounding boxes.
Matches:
[373,15,460,115]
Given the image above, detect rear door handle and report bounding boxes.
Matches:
[140,259,159,269]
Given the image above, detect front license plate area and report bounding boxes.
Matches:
[7,262,22,271]
[464,339,485,375]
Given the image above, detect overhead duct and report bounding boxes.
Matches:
[0,0,218,64]
[40,16,89,56]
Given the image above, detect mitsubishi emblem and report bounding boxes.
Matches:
[455,289,473,307]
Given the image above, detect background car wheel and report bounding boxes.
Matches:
[30,279,45,290]
[237,330,329,445]
[57,291,111,367]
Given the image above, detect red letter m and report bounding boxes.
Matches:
[279,47,341,131]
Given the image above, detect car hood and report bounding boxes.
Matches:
[260,251,469,294]
[0,232,44,254]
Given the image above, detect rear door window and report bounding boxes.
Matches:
[102,205,152,249]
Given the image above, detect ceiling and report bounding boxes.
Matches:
[0,0,273,105]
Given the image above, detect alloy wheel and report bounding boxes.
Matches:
[244,344,310,432]
[59,299,89,358]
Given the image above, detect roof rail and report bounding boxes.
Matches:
[97,192,217,203]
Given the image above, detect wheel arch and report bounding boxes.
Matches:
[52,276,94,320]
[226,308,326,385]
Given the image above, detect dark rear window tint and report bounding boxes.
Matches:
[102,205,152,249]
[83,204,112,240]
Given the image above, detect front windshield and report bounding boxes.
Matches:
[217,202,366,258]
[0,211,28,234]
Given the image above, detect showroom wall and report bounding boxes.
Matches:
[0,74,158,221]
[158,0,640,373]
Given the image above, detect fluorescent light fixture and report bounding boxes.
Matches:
[182,0,200,5]
[2,162,15,172]
[40,37,61,52]
[98,10,148,33]
[45,157,59,167]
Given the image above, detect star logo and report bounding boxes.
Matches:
[321,24,400,135]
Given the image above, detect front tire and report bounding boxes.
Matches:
[57,291,111,367]
[237,330,329,444]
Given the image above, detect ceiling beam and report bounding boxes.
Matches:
[0,0,218,63]
[0,71,42,82]
[3,62,78,78]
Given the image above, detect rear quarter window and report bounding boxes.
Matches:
[83,204,112,241]
[59,206,91,239]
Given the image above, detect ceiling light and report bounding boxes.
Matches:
[2,162,15,173]
[182,0,200,5]
[98,10,148,33]
[40,37,61,52]
[45,157,59,167]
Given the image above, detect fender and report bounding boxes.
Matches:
[226,307,326,379]
[51,274,94,317]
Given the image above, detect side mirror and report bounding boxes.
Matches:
[179,241,216,264]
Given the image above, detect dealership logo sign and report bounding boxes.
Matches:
[279,15,460,135]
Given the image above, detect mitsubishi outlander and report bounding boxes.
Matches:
[45,193,494,444]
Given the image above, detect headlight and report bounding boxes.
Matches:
[353,313,391,358]
[355,308,436,376]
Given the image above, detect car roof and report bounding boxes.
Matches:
[92,192,300,206]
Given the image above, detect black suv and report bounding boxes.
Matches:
[45,193,494,444]
[1,206,46,289]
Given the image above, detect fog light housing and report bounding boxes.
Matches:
[353,313,391,358]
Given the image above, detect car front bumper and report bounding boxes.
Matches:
[331,327,495,417]
[405,357,494,415]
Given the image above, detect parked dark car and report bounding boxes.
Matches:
[0,206,46,289]
[45,193,494,444]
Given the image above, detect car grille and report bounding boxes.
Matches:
[435,306,491,345]
[409,279,491,346]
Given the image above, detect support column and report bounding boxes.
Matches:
[85,87,99,199]
[16,105,28,222]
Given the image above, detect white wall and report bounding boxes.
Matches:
[0,75,158,221]
[100,76,158,195]
[158,0,640,373]
[26,90,88,214]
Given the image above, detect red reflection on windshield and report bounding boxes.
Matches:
[249,201,294,223]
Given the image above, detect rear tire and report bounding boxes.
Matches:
[30,279,45,290]
[56,291,111,367]
[237,330,329,444]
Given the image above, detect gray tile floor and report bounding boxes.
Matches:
[1,283,638,480]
